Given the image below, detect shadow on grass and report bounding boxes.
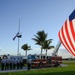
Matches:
[0,71,75,75]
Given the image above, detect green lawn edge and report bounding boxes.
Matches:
[0,60,75,75]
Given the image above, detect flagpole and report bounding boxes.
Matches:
[18,37,19,55]
[17,19,20,56]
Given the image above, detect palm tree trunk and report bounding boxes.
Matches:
[41,47,43,59]
[26,50,27,56]
[46,49,47,59]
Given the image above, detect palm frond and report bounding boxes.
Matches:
[21,44,31,51]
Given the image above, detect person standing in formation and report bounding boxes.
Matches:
[14,57,17,69]
[13,58,16,69]
[27,59,31,70]
[1,55,24,70]
[10,57,13,70]
[1,57,6,70]
[20,57,23,69]
[6,57,10,70]
[17,58,20,69]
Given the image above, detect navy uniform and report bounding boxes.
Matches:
[1,58,6,70]
[20,57,23,69]
[13,58,16,69]
[10,57,13,70]
[17,58,20,69]
[6,58,10,70]
[14,58,17,69]
[27,59,31,70]
[12,57,14,69]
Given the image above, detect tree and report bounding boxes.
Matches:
[21,44,31,56]
[32,30,47,59]
[43,39,54,59]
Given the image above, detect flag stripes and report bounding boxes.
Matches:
[58,19,75,56]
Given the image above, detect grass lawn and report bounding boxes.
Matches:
[0,60,75,75]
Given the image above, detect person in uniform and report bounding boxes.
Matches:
[27,59,31,70]
[13,58,16,69]
[1,58,4,70]
[20,57,23,69]
[17,58,20,69]
[14,57,17,69]
[1,57,6,70]
[6,57,10,70]
[4,57,7,70]
[12,57,14,70]
[10,57,13,70]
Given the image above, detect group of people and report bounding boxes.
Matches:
[1,55,24,70]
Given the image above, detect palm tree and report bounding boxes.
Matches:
[21,44,31,56]
[32,30,47,59]
[43,39,54,59]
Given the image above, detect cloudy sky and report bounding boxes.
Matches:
[0,0,75,58]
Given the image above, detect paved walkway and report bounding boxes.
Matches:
[0,67,27,73]
[0,64,68,73]
[60,64,68,67]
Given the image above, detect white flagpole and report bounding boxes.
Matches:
[17,19,20,56]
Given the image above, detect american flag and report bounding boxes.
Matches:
[58,10,75,56]
[13,32,19,40]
